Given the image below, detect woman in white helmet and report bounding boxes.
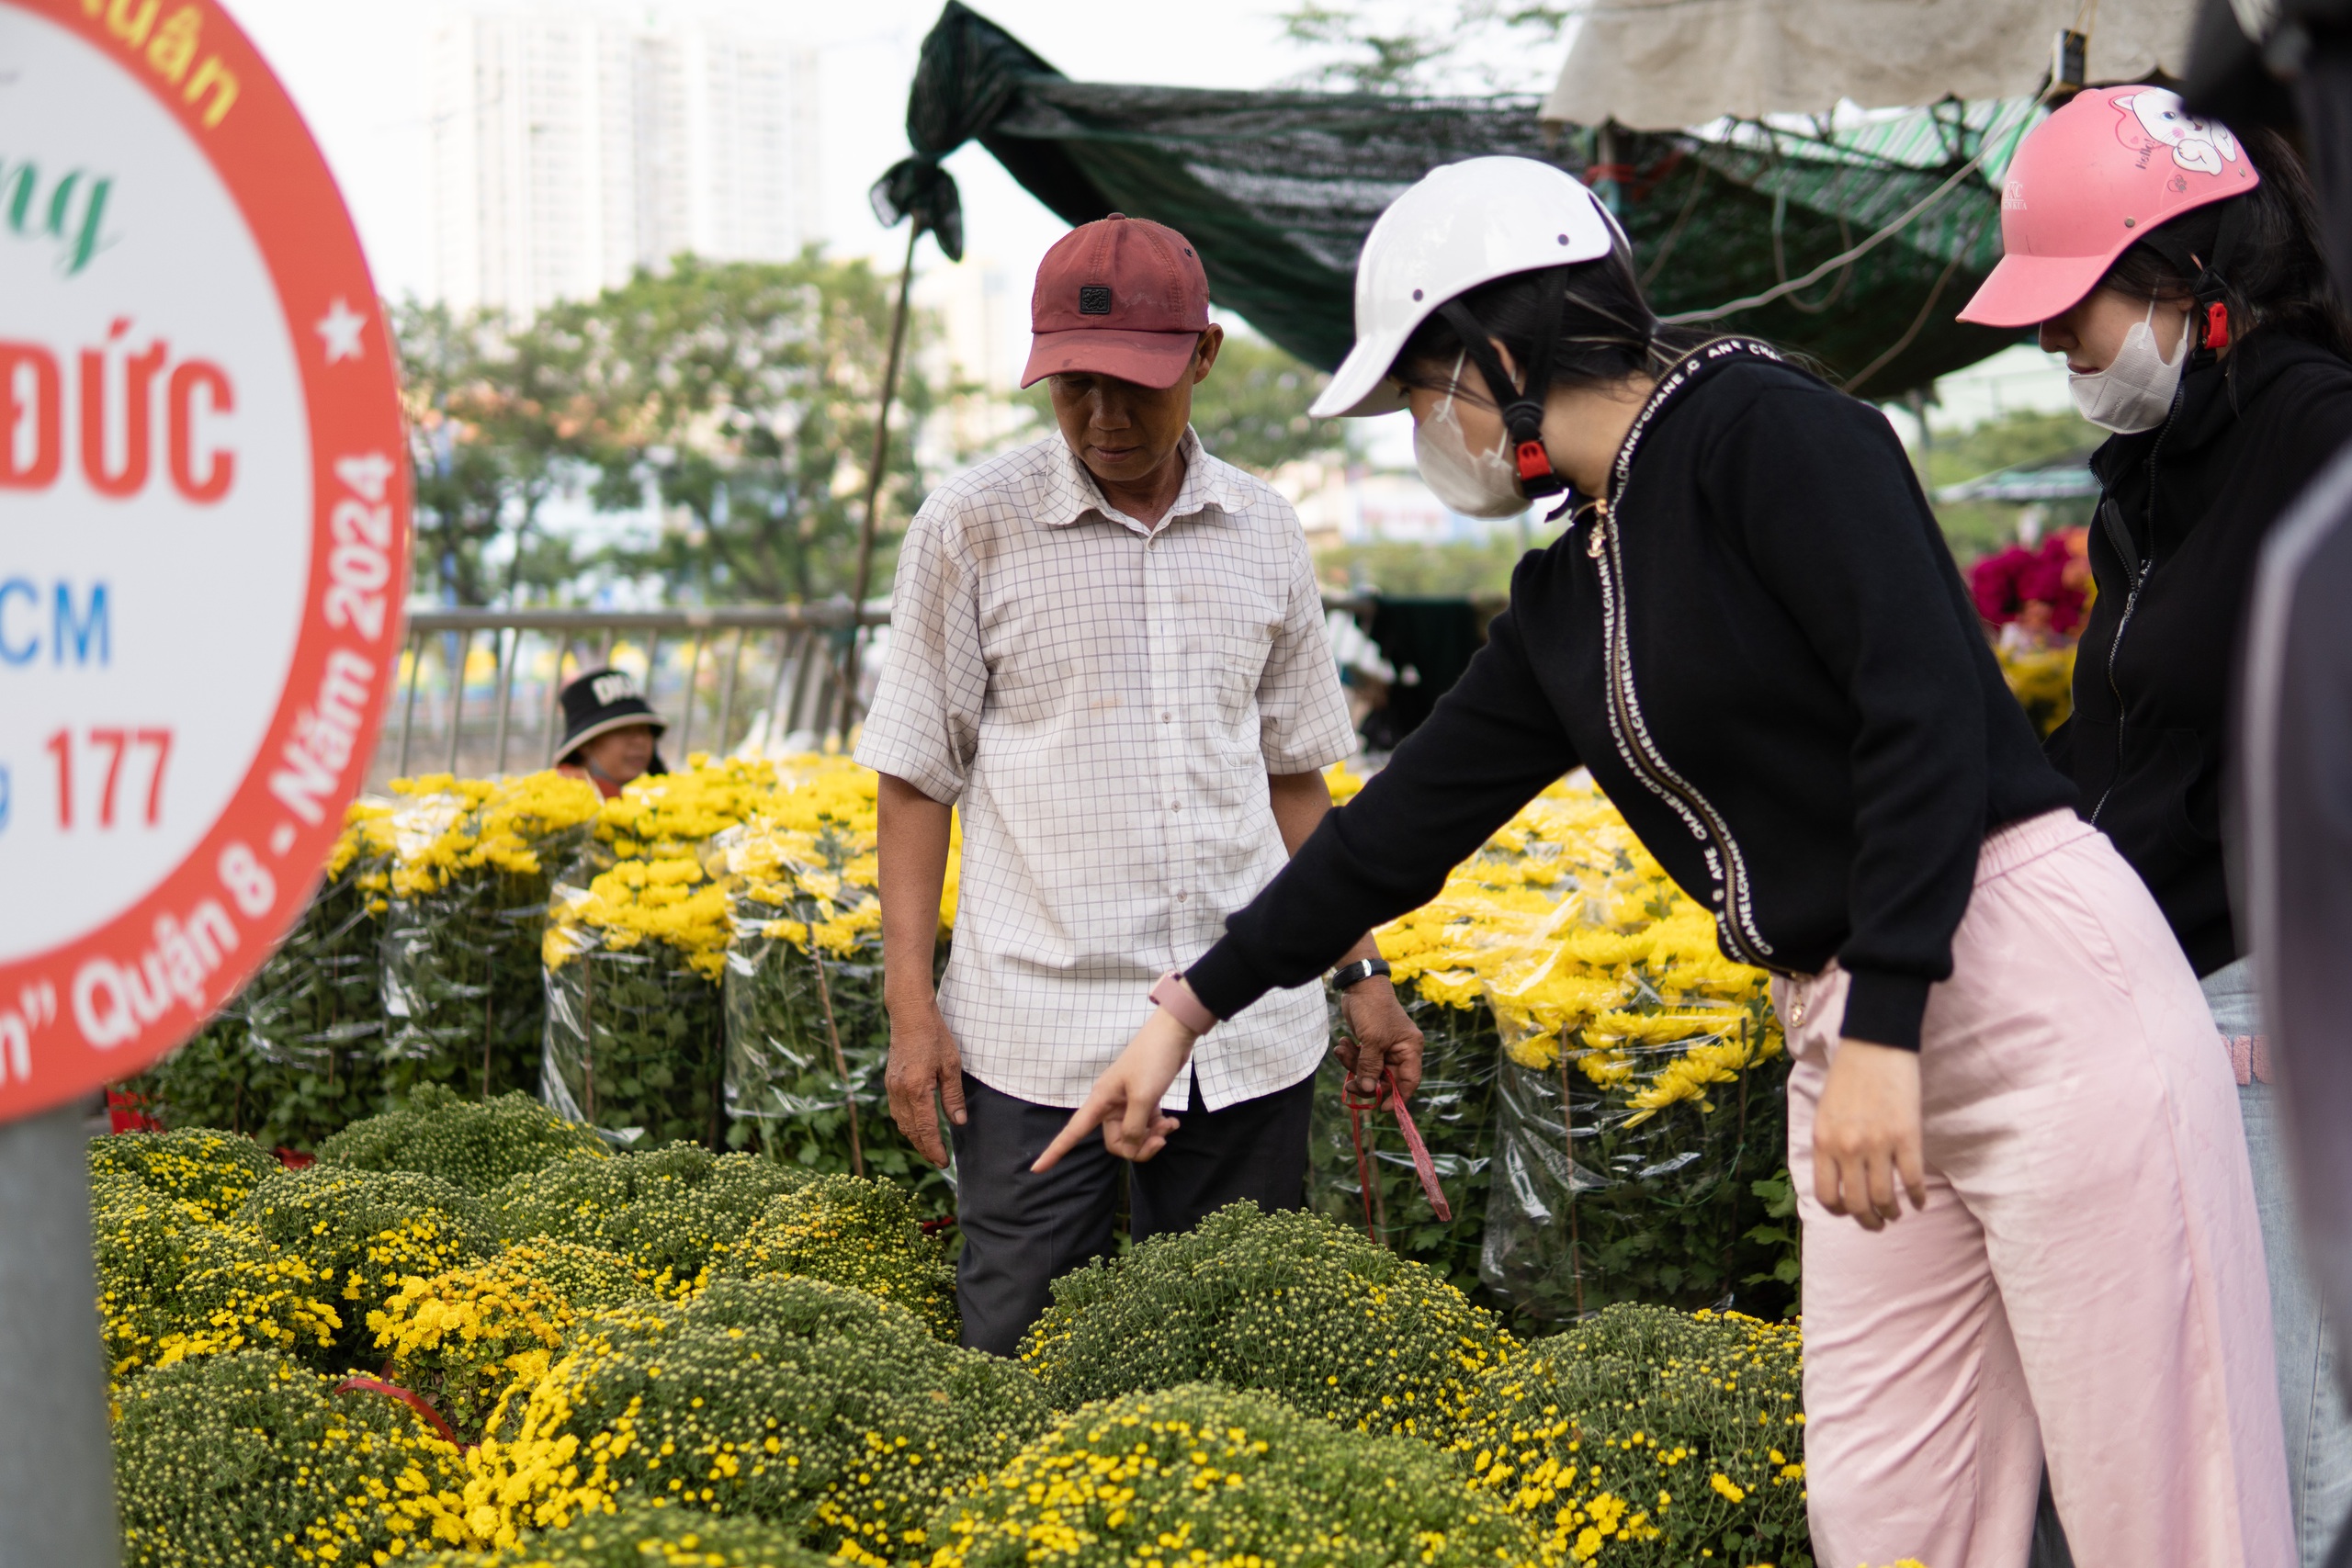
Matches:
[1036,156,2292,1567]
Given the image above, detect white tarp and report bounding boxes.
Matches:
[1544,0,2199,130]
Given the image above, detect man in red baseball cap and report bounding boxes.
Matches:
[856,213,1421,1356]
[1020,212,1225,525]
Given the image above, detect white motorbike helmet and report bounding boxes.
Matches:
[1317,157,1627,495]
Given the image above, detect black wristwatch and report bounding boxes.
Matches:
[1329,957,1393,991]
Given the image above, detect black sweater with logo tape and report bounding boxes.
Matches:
[1185,345,2075,1052]
[2054,330,2352,978]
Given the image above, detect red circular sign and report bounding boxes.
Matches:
[0,0,409,1119]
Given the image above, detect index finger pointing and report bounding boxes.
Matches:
[1032,1093,1111,1173]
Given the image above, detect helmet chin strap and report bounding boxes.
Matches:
[1436,268,1571,502]
[2142,198,2247,364]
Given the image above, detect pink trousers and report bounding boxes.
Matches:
[1781,810,2294,1568]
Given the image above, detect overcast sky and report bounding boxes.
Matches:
[217,0,2054,441]
[221,0,1361,308]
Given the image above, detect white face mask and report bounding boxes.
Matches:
[1411,353,1530,519]
[2069,300,2190,434]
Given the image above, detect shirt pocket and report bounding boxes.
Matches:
[1190,604,1283,738]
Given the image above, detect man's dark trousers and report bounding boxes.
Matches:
[949,1067,1315,1358]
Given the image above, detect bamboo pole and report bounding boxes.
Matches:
[1560,1054,1585,1319]
[836,222,922,740]
[808,944,866,1179]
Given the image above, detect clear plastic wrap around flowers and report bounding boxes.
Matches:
[1313,771,1793,1324]
[1467,791,1792,1322]
[127,800,399,1151]
[1303,761,1528,1298]
[246,802,398,1077]
[1999,642,2076,738]
[721,919,884,1148]
[541,845,731,1150]
[1481,983,1791,1322]
[536,761,786,1151]
[1305,987,1496,1295]
[717,768,956,1207]
[541,926,729,1150]
[379,773,602,1104]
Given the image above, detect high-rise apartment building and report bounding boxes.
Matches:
[428,4,820,316]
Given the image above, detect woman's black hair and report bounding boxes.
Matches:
[1393,238,1735,400]
[2101,125,2352,360]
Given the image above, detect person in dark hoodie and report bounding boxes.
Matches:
[1957,84,2352,1566]
[1036,154,2292,1567]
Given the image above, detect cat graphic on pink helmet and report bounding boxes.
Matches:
[2113,86,2242,177]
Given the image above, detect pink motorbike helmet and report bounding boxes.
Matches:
[1958,85,2260,336]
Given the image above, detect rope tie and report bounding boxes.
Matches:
[334,1375,465,1448]
[1342,1067,1451,1242]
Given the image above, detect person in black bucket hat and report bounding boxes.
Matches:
[554,668,668,798]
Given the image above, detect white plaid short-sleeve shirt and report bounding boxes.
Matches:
[855,428,1357,1111]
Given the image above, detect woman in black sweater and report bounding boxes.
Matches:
[1037,155,2291,1564]
[1956,85,2352,1565]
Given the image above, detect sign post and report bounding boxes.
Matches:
[0,1103,120,1567]
[0,1,410,1558]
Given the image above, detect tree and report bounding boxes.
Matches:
[1276,1,1571,96]
[394,300,585,605]
[1187,335,1358,475]
[555,252,938,604]
[1319,535,1538,596]
[1914,409,2100,567]
[1015,333,1355,479]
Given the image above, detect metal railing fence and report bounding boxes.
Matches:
[379,604,889,788]
[374,594,1380,787]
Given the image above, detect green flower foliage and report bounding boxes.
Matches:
[240,1165,492,1365]
[94,1183,342,1379]
[89,1140,345,1381]
[711,1173,956,1341]
[368,1243,651,1441]
[113,1349,469,1568]
[90,1128,277,1225]
[1022,1202,1511,1447]
[487,1145,808,1286]
[1458,1304,1810,1568]
[320,1086,611,1195]
[927,1383,1543,1568]
[472,1276,1050,1562]
[124,1014,393,1159]
[505,1238,655,1312]
[544,940,729,1150]
[721,893,953,1213]
[420,1499,834,1567]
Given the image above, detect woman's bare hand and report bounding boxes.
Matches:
[1811,1039,1928,1230]
[1032,1008,1196,1170]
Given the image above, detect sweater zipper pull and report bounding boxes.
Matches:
[1586,498,1609,558]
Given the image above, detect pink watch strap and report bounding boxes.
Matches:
[1150,970,1217,1035]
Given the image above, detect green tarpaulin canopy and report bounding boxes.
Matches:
[876,3,2040,396]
